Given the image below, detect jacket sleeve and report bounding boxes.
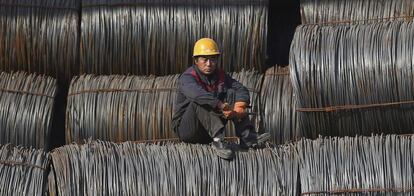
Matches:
[179,72,221,109]
[226,75,250,104]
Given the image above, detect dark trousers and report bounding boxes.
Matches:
[176,102,254,144]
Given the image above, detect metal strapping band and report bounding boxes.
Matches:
[297,100,414,112]
[302,187,414,195]
[0,88,54,99]
[68,88,178,96]
[0,3,78,10]
[305,15,414,26]
[0,160,47,170]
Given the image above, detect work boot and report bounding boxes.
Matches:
[239,132,271,149]
[211,139,234,160]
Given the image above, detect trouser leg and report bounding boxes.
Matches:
[233,117,257,142]
[176,102,227,144]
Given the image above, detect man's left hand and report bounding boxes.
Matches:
[234,101,248,119]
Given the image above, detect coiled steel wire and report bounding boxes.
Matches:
[67,70,264,143]
[0,71,56,149]
[0,0,80,84]
[297,135,414,195]
[260,66,299,144]
[80,0,268,75]
[300,0,414,24]
[66,74,157,143]
[290,21,414,138]
[0,144,50,195]
[150,74,180,139]
[50,140,298,196]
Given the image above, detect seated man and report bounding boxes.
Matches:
[172,38,269,160]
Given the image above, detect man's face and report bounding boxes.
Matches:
[195,55,219,75]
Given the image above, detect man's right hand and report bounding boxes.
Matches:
[218,101,230,111]
[222,110,236,119]
[218,102,235,119]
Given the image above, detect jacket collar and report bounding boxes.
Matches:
[192,65,218,85]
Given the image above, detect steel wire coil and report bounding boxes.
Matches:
[66,74,157,143]
[0,144,50,195]
[67,70,264,143]
[0,0,80,84]
[80,0,268,75]
[290,21,414,138]
[0,71,56,149]
[300,0,414,24]
[298,134,414,195]
[50,140,298,195]
[150,74,180,139]
[260,66,299,144]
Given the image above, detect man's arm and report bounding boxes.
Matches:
[226,75,250,104]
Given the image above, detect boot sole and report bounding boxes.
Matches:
[212,147,234,160]
[257,132,271,144]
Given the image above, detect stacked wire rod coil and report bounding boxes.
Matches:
[0,72,56,149]
[67,70,265,143]
[260,66,299,144]
[0,0,80,83]
[298,135,414,195]
[0,144,50,195]
[290,21,414,138]
[300,0,414,24]
[50,140,298,196]
[80,0,268,75]
[66,74,157,143]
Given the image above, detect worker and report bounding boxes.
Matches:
[172,38,270,160]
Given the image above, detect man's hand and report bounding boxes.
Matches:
[222,110,236,119]
[234,101,248,119]
[218,101,235,119]
[218,102,230,111]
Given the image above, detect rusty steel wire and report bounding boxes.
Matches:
[297,135,414,195]
[260,66,299,144]
[227,69,264,136]
[67,70,264,143]
[80,0,268,76]
[0,71,56,149]
[0,0,80,84]
[150,74,180,139]
[66,74,157,143]
[0,144,50,195]
[50,140,298,195]
[290,21,414,138]
[300,0,414,24]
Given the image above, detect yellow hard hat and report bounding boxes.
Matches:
[193,38,220,57]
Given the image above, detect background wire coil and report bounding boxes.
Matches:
[0,0,80,84]
[0,144,50,196]
[260,66,299,144]
[0,71,56,149]
[300,0,414,24]
[80,0,268,75]
[290,21,414,138]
